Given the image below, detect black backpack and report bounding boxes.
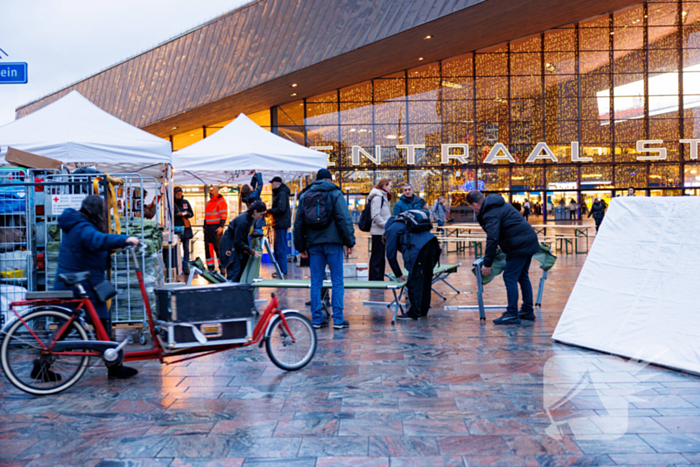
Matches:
[302,190,332,230]
[358,196,384,232]
[395,209,432,233]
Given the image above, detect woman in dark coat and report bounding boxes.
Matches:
[587,197,607,232]
[54,195,140,380]
[174,186,194,275]
[220,200,266,282]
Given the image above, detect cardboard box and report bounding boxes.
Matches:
[5,147,62,170]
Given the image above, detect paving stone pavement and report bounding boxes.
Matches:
[2,227,700,467]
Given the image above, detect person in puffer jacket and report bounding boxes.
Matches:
[467,190,540,326]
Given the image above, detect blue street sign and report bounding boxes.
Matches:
[0,63,28,84]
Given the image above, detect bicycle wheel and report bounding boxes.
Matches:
[265,311,316,371]
[1,309,90,396]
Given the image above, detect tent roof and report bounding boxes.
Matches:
[172,113,327,185]
[0,91,171,176]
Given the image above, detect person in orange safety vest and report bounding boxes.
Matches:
[204,186,228,272]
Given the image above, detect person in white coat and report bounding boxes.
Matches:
[368,178,392,281]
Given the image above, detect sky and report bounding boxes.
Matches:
[0,0,251,126]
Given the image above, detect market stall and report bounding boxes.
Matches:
[0,91,173,335]
[171,113,327,273]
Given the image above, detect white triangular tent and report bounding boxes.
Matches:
[0,91,171,177]
[172,113,327,185]
[553,197,700,375]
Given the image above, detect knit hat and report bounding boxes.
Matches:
[316,168,333,180]
[174,186,183,195]
[270,176,283,183]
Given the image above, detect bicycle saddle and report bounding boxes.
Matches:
[58,271,90,286]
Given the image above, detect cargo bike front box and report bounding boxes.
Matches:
[155,283,256,350]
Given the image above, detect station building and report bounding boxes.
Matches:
[17,0,700,220]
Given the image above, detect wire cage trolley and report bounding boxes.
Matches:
[0,169,168,346]
[0,246,317,396]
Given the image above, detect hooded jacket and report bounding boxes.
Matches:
[368,187,391,235]
[268,183,291,229]
[384,216,438,277]
[476,195,540,268]
[219,211,256,270]
[54,208,129,319]
[293,179,355,251]
[392,194,427,216]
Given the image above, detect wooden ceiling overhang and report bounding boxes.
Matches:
[17,0,643,138]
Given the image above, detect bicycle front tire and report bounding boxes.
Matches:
[265,311,317,371]
[1,309,91,396]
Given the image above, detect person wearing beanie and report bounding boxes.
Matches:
[267,176,291,276]
[294,168,355,330]
[173,186,194,276]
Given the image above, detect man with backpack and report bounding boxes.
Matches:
[294,169,356,330]
[384,210,440,320]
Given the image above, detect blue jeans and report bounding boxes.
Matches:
[274,228,288,275]
[309,243,344,325]
[437,219,444,235]
[502,255,534,315]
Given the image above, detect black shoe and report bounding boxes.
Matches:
[272,273,279,279]
[305,300,311,306]
[397,313,420,321]
[313,321,329,329]
[493,311,521,325]
[519,310,536,321]
[31,359,62,383]
[333,320,350,329]
[107,365,139,379]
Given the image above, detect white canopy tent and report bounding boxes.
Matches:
[553,197,700,375]
[172,113,327,185]
[0,91,172,178]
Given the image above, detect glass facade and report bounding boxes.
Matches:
[271,1,700,217]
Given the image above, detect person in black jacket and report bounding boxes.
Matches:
[54,195,140,380]
[267,176,291,276]
[467,190,541,325]
[588,197,607,232]
[220,200,266,282]
[173,187,194,276]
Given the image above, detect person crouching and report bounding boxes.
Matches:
[219,200,266,282]
[384,210,441,320]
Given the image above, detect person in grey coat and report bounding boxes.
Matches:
[431,196,448,234]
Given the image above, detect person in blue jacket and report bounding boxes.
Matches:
[384,212,440,320]
[240,172,265,231]
[392,184,428,215]
[53,195,140,380]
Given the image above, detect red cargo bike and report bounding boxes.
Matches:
[0,246,317,396]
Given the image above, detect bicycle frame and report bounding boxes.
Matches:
[9,247,296,365]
